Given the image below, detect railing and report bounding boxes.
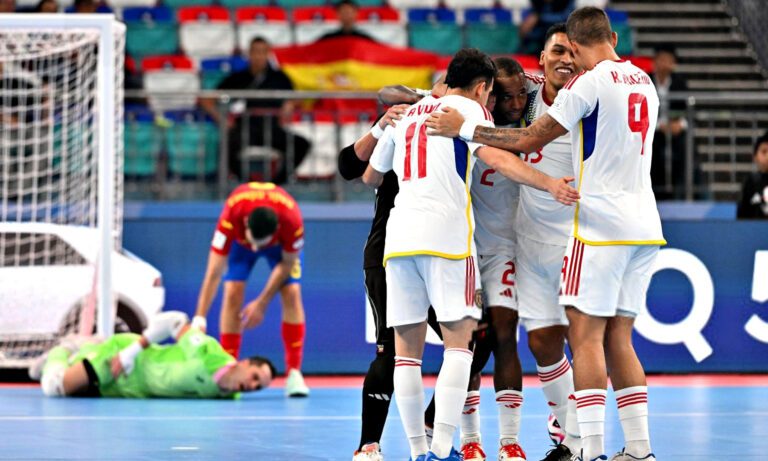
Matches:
[122,90,768,202]
[724,0,768,73]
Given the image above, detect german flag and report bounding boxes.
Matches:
[273,37,439,91]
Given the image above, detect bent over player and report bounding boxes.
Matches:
[427,8,663,461]
[363,48,578,461]
[195,181,309,397]
[32,311,276,399]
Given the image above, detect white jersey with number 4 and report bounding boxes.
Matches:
[369,94,494,263]
[547,59,666,245]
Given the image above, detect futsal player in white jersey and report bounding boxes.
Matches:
[363,49,579,461]
[427,9,663,461]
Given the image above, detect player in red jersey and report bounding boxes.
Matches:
[194,181,309,397]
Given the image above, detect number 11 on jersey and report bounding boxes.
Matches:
[628,93,649,155]
[404,122,427,180]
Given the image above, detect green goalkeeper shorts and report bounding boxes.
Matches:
[69,333,140,394]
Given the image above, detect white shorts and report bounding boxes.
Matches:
[386,255,482,327]
[516,234,568,331]
[478,253,518,310]
[559,236,660,318]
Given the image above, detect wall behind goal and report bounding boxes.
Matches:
[123,203,768,374]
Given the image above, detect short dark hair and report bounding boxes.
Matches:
[445,48,496,91]
[654,44,677,59]
[247,355,277,380]
[544,23,568,47]
[335,0,357,8]
[754,131,768,156]
[566,7,613,46]
[247,207,278,239]
[249,36,269,49]
[494,57,523,79]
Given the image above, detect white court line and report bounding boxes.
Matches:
[1,411,767,421]
[171,447,199,451]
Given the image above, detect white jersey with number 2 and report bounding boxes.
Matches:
[369,94,494,263]
[547,59,666,245]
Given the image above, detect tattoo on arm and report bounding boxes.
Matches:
[473,114,564,153]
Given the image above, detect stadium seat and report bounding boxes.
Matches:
[465,8,519,55]
[123,7,178,60]
[605,8,629,24]
[356,6,406,48]
[498,0,532,9]
[165,112,219,177]
[276,0,328,9]
[142,55,200,112]
[219,0,269,8]
[444,0,495,10]
[124,114,162,177]
[293,6,339,45]
[109,0,156,9]
[613,23,634,56]
[350,0,385,5]
[200,56,248,89]
[287,113,337,179]
[408,8,461,55]
[161,0,214,9]
[178,6,236,60]
[236,6,293,50]
[576,0,608,9]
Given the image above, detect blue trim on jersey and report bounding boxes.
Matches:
[582,100,599,161]
[223,241,301,284]
[453,138,469,182]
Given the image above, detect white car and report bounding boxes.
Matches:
[0,222,164,368]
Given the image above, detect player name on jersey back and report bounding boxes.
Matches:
[369,94,493,262]
[548,60,666,246]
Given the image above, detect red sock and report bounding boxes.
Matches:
[220,333,242,359]
[281,321,305,372]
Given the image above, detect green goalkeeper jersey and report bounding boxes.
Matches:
[70,330,237,399]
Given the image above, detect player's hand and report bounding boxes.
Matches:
[548,176,580,206]
[425,107,464,137]
[241,297,268,329]
[379,104,409,128]
[110,355,126,379]
[191,315,207,333]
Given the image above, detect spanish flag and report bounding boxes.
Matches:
[273,37,439,91]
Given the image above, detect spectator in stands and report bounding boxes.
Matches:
[72,0,97,13]
[201,37,310,184]
[737,132,768,219]
[520,0,574,53]
[35,0,57,12]
[0,0,14,12]
[650,45,690,199]
[317,0,375,42]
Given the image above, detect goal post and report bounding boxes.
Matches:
[0,14,125,364]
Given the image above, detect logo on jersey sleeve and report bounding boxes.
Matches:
[212,230,228,250]
[292,238,305,251]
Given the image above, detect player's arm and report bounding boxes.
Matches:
[111,311,190,378]
[378,85,427,105]
[362,125,396,188]
[338,104,409,180]
[193,250,228,331]
[241,250,299,329]
[426,107,568,154]
[475,146,579,205]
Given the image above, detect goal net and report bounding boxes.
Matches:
[0,16,125,368]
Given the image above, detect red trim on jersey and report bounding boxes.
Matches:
[465,256,476,306]
[524,72,546,84]
[480,105,493,122]
[541,87,555,106]
[564,70,586,90]
[565,240,579,295]
[573,241,585,296]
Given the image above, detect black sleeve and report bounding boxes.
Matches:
[216,73,239,90]
[338,144,368,180]
[274,70,294,90]
[737,175,756,219]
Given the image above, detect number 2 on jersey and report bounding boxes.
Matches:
[403,122,427,180]
[627,93,649,155]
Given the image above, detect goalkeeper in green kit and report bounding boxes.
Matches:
[30,311,276,398]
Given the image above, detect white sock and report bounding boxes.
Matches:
[460,390,481,443]
[431,348,473,458]
[40,364,66,397]
[564,394,582,454]
[496,389,523,443]
[537,356,574,440]
[574,389,607,461]
[394,356,428,459]
[615,386,651,458]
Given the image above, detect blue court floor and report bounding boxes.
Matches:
[0,377,764,460]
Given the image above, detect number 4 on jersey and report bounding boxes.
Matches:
[628,93,649,155]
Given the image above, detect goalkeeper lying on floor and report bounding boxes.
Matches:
[30,311,276,398]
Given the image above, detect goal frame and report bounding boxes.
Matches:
[0,14,119,337]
